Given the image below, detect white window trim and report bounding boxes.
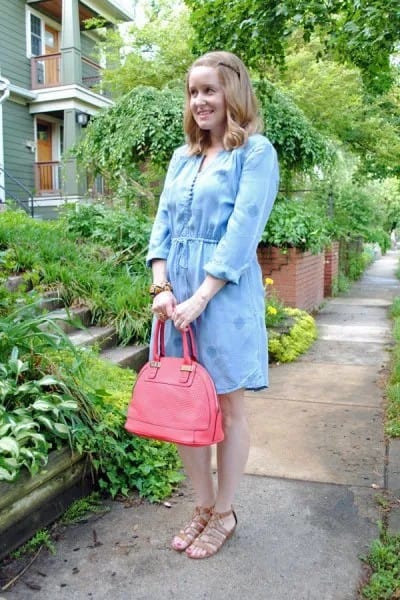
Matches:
[26,6,61,58]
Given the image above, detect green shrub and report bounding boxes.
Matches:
[262,197,331,254]
[268,308,318,363]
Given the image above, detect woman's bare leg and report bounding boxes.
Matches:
[176,444,215,508]
[215,388,249,512]
[186,388,249,557]
[171,445,215,551]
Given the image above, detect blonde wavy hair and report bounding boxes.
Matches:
[184,51,263,155]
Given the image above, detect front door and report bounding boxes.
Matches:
[37,121,53,191]
[44,25,59,85]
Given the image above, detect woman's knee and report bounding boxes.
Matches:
[219,389,246,429]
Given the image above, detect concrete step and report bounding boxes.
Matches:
[39,291,65,311]
[4,274,32,292]
[45,306,92,333]
[68,325,118,351]
[100,344,149,372]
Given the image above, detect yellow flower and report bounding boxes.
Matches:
[267,306,278,315]
[264,277,274,286]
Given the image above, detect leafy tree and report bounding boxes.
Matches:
[259,81,332,184]
[93,0,194,96]
[185,0,400,94]
[73,86,185,209]
[276,43,400,179]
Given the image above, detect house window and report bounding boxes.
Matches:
[30,14,42,56]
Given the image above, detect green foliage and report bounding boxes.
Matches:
[74,80,334,198]
[333,272,350,296]
[94,0,194,96]
[60,492,108,524]
[0,210,152,345]
[264,277,287,328]
[0,212,183,500]
[386,295,400,438]
[72,86,185,201]
[268,308,318,363]
[10,529,56,559]
[0,305,98,482]
[339,242,375,282]
[278,44,400,180]
[390,298,400,319]
[258,81,332,179]
[261,197,331,254]
[185,0,400,94]
[361,529,400,599]
[331,183,380,240]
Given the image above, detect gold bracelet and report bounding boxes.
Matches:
[149,280,173,298]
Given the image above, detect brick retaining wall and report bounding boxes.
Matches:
[324,241,340,297]
[257,246,325,312]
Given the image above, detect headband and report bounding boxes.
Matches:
[217,62,240,79]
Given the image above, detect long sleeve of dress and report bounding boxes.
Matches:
[146,150,180,267]
[204,138,279,284]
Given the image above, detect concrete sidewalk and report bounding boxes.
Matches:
[3,251,400,600]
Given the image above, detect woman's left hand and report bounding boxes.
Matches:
[172,293,209,330]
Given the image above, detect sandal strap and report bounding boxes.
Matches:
[175,506,213,544]
[188,508,237,556]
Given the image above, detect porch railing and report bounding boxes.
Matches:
[0,164,35,217]
[34,162,61,196]
[31,54,108,95]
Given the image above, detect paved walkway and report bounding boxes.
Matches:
[3,251,400,600]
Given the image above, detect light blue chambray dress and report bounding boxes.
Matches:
[146,133,279,394]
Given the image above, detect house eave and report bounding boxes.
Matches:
[26,0,135,24]
[29,84,113,114]
[8,84,37,102]
[81,0,135,22]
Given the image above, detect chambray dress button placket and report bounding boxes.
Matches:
[177,170,199,270]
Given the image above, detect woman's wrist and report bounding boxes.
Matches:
[149,280,173,298]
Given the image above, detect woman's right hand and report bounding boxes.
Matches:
[151,291,177,321]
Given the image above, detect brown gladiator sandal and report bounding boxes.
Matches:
[185,508,237,559]
[171,506,214,552]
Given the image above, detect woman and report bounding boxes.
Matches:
[146,50,279,559]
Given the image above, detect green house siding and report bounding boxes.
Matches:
[3,100,35,204]
[0,0,31,90]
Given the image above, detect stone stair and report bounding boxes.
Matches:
[49,302,149,372]
[6,276,149,373]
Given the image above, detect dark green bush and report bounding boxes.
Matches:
[262,196,331,254]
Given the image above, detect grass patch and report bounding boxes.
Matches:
[385,298,400,438]
[360,528,400,599]
[10,529,55,559]
[60,492,108,524]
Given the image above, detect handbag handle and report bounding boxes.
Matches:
[152,319,198,364]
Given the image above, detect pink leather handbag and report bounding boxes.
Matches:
[125,320,224,446]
